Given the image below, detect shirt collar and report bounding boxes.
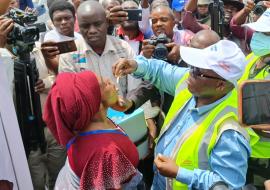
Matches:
[189,92,232,116]
[85,35,117,55]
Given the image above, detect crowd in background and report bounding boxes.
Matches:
[1,0,270,189]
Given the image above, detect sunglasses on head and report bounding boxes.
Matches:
[190,66,226,81]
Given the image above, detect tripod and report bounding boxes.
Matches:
[13,41,46,157]
[211,0,225,38]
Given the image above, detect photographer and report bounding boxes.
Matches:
[126,5,194,119]
[230,0,270,48]
[182,0,250,53]
[0,0,33,190]
[142,5,194,63]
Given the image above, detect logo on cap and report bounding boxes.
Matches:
[218,62,230,72]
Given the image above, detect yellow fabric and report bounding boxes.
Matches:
[240,53,268,81]
[156,72,240,189]
[172,90,238,189]
[239,53,270,158]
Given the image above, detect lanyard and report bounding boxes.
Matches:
[66,129,127,150]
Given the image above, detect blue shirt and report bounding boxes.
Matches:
[19,0,34,10]
[133,55,251,189]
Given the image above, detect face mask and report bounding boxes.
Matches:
[250,32,270,57]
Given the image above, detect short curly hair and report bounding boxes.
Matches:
[49,0,76,21]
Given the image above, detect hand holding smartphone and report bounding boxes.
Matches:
[41,40,77,61]
[124,9,142,21]
[55,40,77,54]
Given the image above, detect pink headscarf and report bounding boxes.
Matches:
[43,71,101,146]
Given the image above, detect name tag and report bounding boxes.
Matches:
[72,53,86,64]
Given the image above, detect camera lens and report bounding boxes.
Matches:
[153,43,168,60]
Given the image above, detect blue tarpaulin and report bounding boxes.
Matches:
[172,0,187,11]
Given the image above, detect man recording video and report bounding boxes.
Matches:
[2,3,64,190]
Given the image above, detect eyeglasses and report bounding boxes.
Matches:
[190,66,226,81]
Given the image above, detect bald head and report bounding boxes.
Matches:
[150,0,169,12]
[77,0,108,50]
[122,0,138,9]
[77,0,106,20]
[190,30,220,49]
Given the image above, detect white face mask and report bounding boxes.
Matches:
[250,32,270,57]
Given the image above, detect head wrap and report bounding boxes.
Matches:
[43,71,101,146]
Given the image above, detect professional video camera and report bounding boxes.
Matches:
[149,33,171,61]
[5,7,46,157]
[6,8,46,48]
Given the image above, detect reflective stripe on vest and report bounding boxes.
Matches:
[240,53,270,81]
[156,72,191,143]
[165,90,248,190]
[155,73,248,189]
[247,128,270,158]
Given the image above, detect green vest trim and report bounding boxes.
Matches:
[247,128,270,158]
[240,53,270,81]
[156,72,191,143]
[167,90,248,190]
[240,53,270,158]
[155,73,248,189]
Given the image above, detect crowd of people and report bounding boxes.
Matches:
[0,0,270,189]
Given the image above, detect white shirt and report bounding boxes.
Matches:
[0,48,14,94]
[59,35,141,94]
[44,29,83,42]
[0,56,33,190]
[32,42,56,110]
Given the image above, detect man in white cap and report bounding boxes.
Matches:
[113,40,250,189]
[240,8,270,189]
[242,8,270,80]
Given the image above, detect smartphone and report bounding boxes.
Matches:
[124,9,142,21]
[238,80,270,131]
[55,40,77,54]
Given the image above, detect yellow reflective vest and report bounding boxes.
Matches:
[240,53,270,81]
[157,72,249,190]
[239,53,270,158]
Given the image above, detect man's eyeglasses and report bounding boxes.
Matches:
[190,66,226,81]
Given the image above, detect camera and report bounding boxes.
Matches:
[253,1,267,16]
[6,8,46,47]
[148,33,171,60]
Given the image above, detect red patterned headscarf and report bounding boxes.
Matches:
[43,71,101,146]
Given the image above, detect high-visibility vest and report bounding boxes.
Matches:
[240,53,270,81]
[157,73,249,190]
[239,53,270,158]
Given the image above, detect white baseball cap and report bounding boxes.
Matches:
[180,40,247,86]
[243,8,270,32]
